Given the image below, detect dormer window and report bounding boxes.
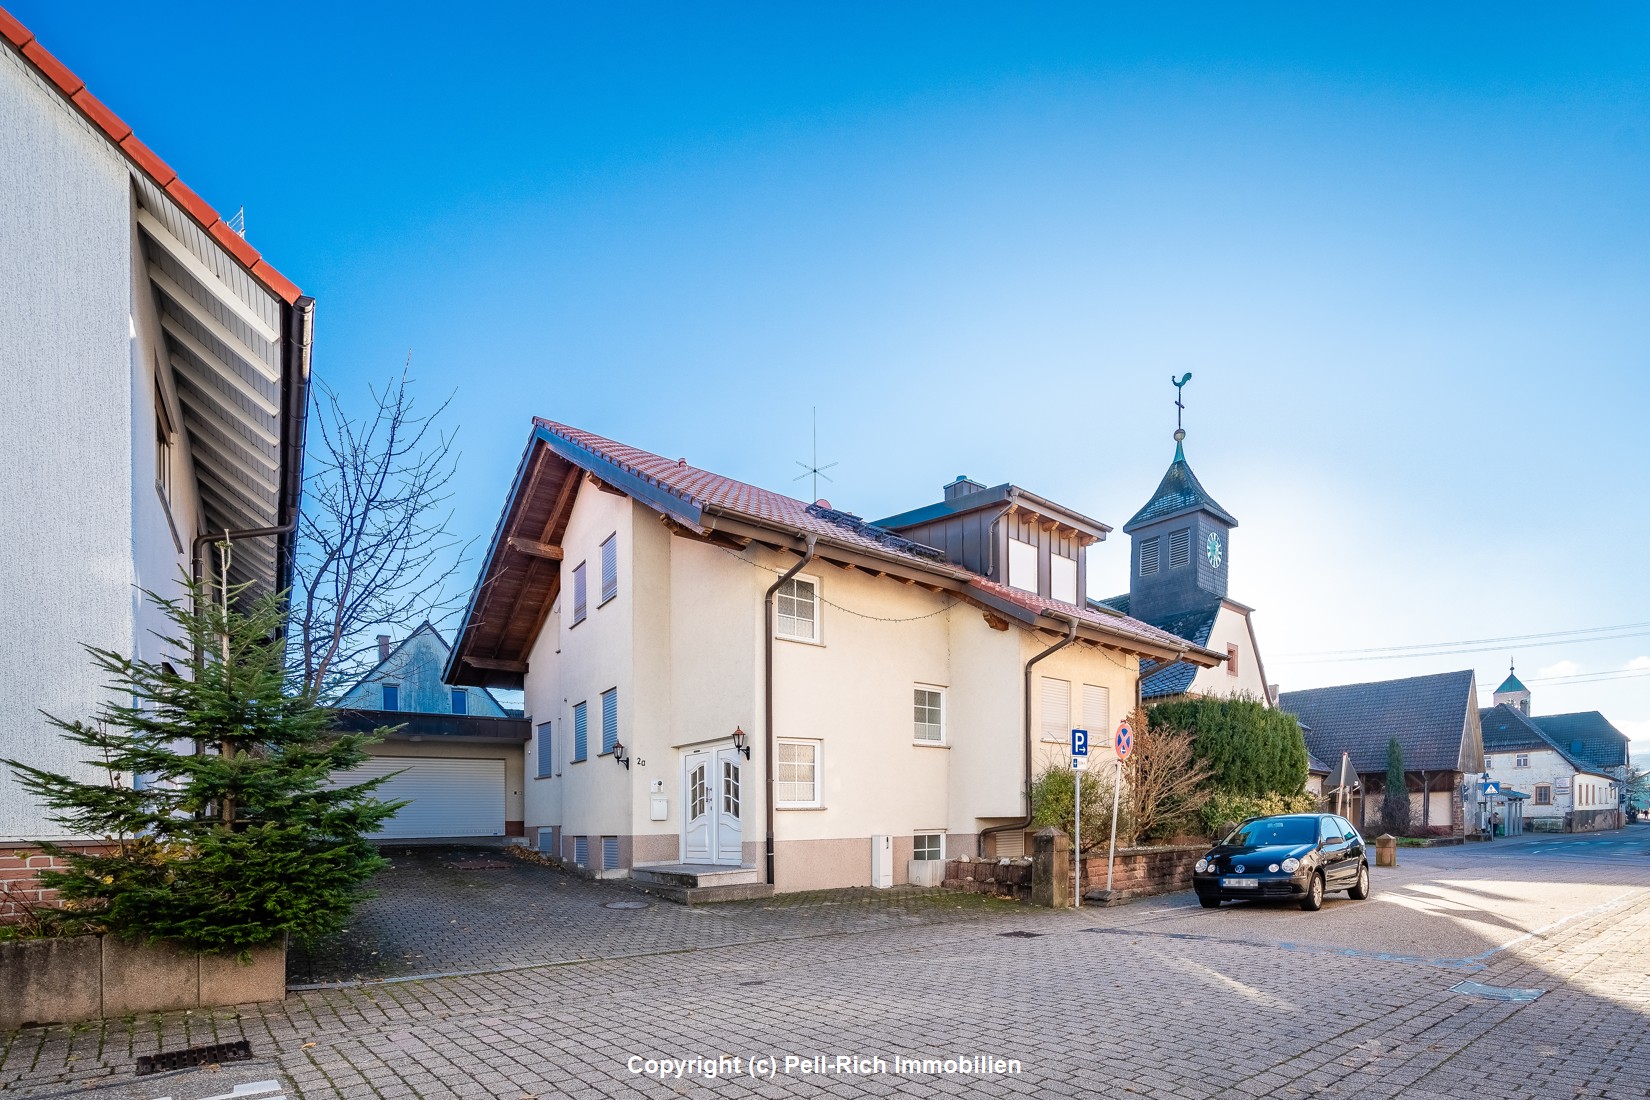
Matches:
[1139,537,1159,577]
[381,683,400,711]
[1050,551,1077,605]
[1169,528,1191,569]
[1007,537,1038,594]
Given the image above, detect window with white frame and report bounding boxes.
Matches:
[600,533,618,604]
[913,833,944,861]
[913,686,945,743]
[1050,552,1077,605]
[1515,753,1529,767]
[776,575,820,642]
[1039,676,1070,742]
[777,740,821,807]
[1081,684,1109,736]
[572,562,588,624]
[1007,537,1038,594]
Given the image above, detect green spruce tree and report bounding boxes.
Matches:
[4,578,401,952]
[1380,737,1411,837]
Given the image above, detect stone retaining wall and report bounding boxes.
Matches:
[0,935,286,1030]
[1078,844,1203,900]
[943,844,1206,906]
[942,856,1033,902]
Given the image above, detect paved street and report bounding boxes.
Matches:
[4,826,1648,1100]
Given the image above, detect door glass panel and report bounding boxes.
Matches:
[690,765,708,821]
[723,760,740,818]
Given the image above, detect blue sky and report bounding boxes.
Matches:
[17,2,1650,740]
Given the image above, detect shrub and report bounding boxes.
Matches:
[1149,694,1308,797]
[1121,711,1212,843]
[1030,760,1123,854]
[3,579,401,952]
[1199,790,1320,839]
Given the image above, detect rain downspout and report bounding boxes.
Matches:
[764,534,818,887]
[980,615,1079,856]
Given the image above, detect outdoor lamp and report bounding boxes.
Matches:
[732,726,750,759]
[613,741,630,769]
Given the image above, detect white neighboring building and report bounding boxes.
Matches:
[1481,704,1619,833]
[446,420,1222,896]
[0,12,310,904]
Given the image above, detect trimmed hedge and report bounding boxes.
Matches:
[1147,694,1308,798]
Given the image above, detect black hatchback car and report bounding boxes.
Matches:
[1192,813,1371,911]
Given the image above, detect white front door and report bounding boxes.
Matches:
[682,747,744,865]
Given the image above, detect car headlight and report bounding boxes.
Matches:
[1268,863,1280,873]
[1195,858,1209,873]
[1281,858,1300,873]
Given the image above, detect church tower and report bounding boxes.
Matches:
[1492,662,1531,714]
[1124,377,1238,624]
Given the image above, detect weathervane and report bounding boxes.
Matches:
[1172,372,1193,444]
[794,407,838,502]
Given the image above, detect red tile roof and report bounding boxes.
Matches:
[533,418,1215,660]
[1,5,302,305]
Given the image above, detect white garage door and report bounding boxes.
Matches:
[330,756,506,840]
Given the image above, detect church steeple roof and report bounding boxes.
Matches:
[1123,442,1238,533]
[1494,669,1528,695]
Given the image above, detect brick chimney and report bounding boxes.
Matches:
[377,634,391,663]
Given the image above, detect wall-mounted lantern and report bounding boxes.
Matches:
[732,726,751,760]
[613,740,630,770]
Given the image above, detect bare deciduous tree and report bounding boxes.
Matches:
[292,366,467,699]
[1122,710,1212,844]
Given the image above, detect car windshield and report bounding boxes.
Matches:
[1224,817,1316,847]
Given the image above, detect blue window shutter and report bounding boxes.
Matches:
[573,563,587,622]
[381,684,399,711]
[602,836,619,869]
[573,702,587,761]
[451,689,468,715]
[537,722,553,777]
[601,534,618,603]
[573,836,588,866]
[601,688,618,754]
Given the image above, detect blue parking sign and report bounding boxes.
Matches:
[1071,728,1089,757]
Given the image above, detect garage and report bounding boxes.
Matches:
[330,756,507,840]
[326,709,530,841]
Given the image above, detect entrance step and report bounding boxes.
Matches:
[629,863,773,905]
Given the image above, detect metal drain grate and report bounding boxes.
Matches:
[604,900,650,910]
[135,1040,253,1076]
[998,930,1045,939]
[1450,980,1545,1003]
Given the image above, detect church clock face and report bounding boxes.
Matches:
[1206,531,1223,568]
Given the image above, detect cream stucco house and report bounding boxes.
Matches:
[1,11,310,914]
[447,420,1223,896]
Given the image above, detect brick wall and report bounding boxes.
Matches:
[943,844,1206,905]
[1077,845,1204,900]
[0,844,109,924]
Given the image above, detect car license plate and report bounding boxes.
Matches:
[1221,876,1258,889]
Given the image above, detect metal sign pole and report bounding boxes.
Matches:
[1075,762,1082,909]
[1105,759,1123,894]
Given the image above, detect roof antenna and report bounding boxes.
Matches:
[227,206,246,238]
[793,406,838,503]
[1172,372,1193,459]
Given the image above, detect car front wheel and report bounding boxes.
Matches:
[1348,863,1371,900]
[1300,872,1325,911]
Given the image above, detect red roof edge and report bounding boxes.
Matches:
[1,4,302,305]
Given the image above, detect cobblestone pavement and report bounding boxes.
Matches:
[5,827,1649,1099]
[287,846,1019,985]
